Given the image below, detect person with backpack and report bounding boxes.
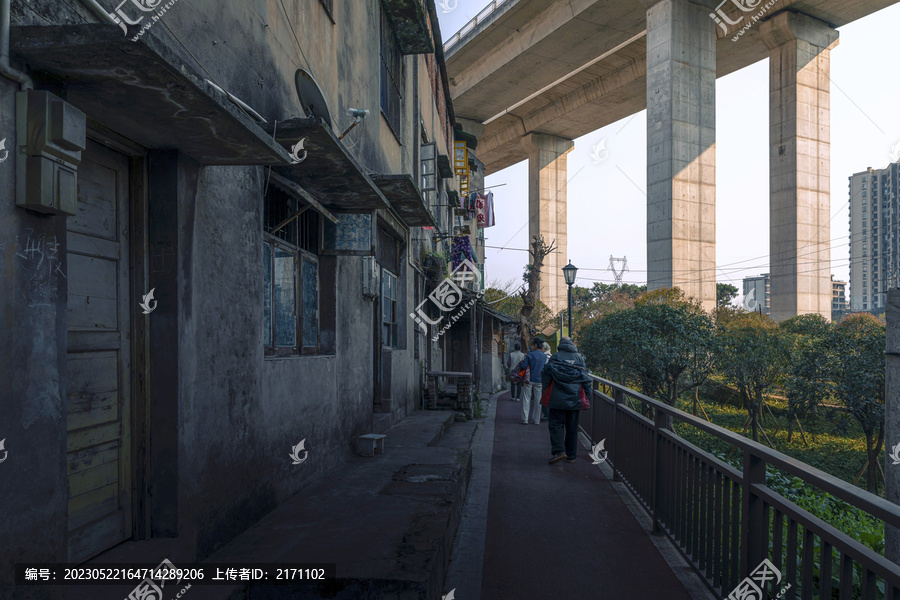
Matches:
[507,342,526,401]
[541,337,593,463]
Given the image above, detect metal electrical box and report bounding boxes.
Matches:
[16,90,86,215]
[362,256,380,300]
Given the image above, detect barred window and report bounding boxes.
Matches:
[380,8,403,137]
[382,270,398,348]
[376,226,402,274]
[376,225,404,349]
[263,185,320,355]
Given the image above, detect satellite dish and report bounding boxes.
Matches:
[295,69,333,130]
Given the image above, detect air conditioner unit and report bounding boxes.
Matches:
[362,256,379,300]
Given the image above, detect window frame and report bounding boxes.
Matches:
[379,7,403,139]
[263,236,321,357]
[262,186,322,357]
[381,268,399,349]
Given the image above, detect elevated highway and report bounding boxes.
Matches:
[444,0,898,316]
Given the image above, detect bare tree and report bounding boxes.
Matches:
[518,235,556,348]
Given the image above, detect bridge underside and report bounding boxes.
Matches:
[446,0,895,317]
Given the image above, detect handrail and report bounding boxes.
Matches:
[443,0,510,53]
[587,374,900,527]
[582,373,900,598]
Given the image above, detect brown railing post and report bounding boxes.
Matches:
[584,378,596,441]
[741,450,766,577]
[651,406,668,534]
[612,388,625,482]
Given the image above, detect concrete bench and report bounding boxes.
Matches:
[358,433,386,457]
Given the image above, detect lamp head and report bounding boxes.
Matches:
[562,260,578,286]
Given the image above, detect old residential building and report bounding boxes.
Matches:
[832,276,847,320]
[0,0,497,589]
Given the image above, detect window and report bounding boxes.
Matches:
[380,7,403,137]
[263,186,320,355]
[421,143,436,191]
[382,270,398,348]
[376,225,404,349]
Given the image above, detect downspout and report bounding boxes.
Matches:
[0,0,33,89]
[205,80,266,123]
[78,0,119,26]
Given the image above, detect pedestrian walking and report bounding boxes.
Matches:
[541,341,552,359]
[517,338,547,425]
[507,343,525,401]
[540,341,552,422]
[541,337,593,464]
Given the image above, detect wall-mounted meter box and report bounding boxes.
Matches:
[16,90,86,215]
[362,256,380,300]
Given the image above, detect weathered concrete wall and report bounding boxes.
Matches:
[0,76,68,600]
[170,162,378,558]
[2,0,454,576]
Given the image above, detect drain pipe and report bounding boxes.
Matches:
[206,79,266,122]
[0,0,33,89]
[78,0,119,26]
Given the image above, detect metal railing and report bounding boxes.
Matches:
[581,375,900,599]
[443,0,510,53]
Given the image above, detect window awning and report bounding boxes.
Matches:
[380,0,434,54]
[437,154,454,178]
[370,174,436,228]
[262,118,392,213]
[11,24,291,165]
[267,172,339,225]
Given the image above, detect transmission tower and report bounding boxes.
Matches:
[608,255,628,286]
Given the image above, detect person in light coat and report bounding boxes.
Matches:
[517,338,547,425]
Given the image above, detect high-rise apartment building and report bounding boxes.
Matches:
[848,163,900,312]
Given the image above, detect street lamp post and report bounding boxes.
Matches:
[562,261,578,337]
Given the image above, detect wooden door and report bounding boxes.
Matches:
[66,138,133,563]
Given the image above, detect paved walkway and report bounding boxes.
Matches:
[475,391,699,600]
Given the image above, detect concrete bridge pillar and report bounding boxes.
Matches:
[645,0,717,312]
[761,13,838,322]
[522,133,574,315]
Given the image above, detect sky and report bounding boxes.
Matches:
[435,1,900,305]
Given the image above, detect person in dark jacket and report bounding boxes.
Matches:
[541,337,593,464]
[517,337,548,425]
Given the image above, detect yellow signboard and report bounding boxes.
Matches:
[454,141,468,174]
[454,141,469,194]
